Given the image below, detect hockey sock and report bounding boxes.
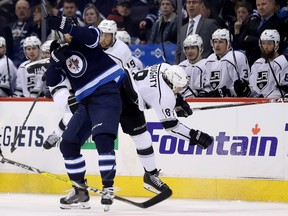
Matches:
[131,131,156,172]
[64,155,86,182]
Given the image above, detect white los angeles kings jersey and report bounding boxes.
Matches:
[131,63,191,142]
[104,39,139,70]
[0,55,17,96]
[183,58,207,97]
[250,55,288,98]
[14,59,46,97]
[204,50,250,95]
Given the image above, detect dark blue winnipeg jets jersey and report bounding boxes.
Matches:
[46,26,126,101]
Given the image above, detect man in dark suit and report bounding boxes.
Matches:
[174,0,219,64]
[238,0,287,66]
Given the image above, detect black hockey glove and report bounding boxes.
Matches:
[46,16,73,34]
[175,93,193,117]
[234,79,251,97]
[207,86,231,97]
[50,45,72,69]
[189,129,213,149]
[68,95,79,114]
[197,90,208,97]
[276,85,288,93]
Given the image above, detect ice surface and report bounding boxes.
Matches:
[1,193,288,216]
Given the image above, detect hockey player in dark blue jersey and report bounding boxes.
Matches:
[45,15,126,210]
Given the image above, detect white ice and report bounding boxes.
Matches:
[1,193,288,216]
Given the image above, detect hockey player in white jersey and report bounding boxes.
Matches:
[40,39,53,59]
[203,29,250,97]
[99,20,143,70]
[116,30,145,70]
[127,63,213,148]
[179,34,206,98]
[13,36,47,97]
[0,37,17,97]
[98,19,172,195]
[236,29,288,98]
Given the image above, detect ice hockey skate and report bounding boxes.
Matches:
[43,132,60,149]
[60,186,90,209]
[101,187,115,212]
[144,170,170,194]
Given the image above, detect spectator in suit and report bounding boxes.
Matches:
[148,0,178,44]
[174,0,219,64]
[238,0,287,66]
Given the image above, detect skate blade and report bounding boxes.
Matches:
[60,202,91,210]
[143,183,161,194]
[103,205,110,212]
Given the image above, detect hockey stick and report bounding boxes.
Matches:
[0,149,172,208]
[10,83,47,153]
[41,0,65,44]
[6,56,13,96]
[266,59,285,98]
[192,98,287,111]
[226,20,241,80]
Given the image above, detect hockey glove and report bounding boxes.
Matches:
[189,129,213,149]
[46,16,73,34]
[175,93,193,117]
[68,95,79,114]
[207,86,231,97]
[276,85,288,93]
[50,45,72,69]
[234,79,251,97]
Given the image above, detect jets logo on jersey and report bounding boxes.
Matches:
[210,70,221,89]
[256,71,268,90]
[65,51,87,78]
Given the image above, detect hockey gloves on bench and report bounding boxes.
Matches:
[47,16,73,34]
[234,79,251,97]
[175,93,193,117]
[50,45,72,69]
[208,86,231,97]
[189,129,213,149]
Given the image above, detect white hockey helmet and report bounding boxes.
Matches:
[41,39,53,53]
[98,20,118,42]
[211,28,232,49]
[259,29,280,51]
[0,37,6,47]
[183,34,203,56]
[23,36,42,49]
[116,30,131,45]
[163,65,188,93]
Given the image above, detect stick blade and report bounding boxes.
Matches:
[114,188,172,208]
[10,144,16,153]
[141,188,172,208]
